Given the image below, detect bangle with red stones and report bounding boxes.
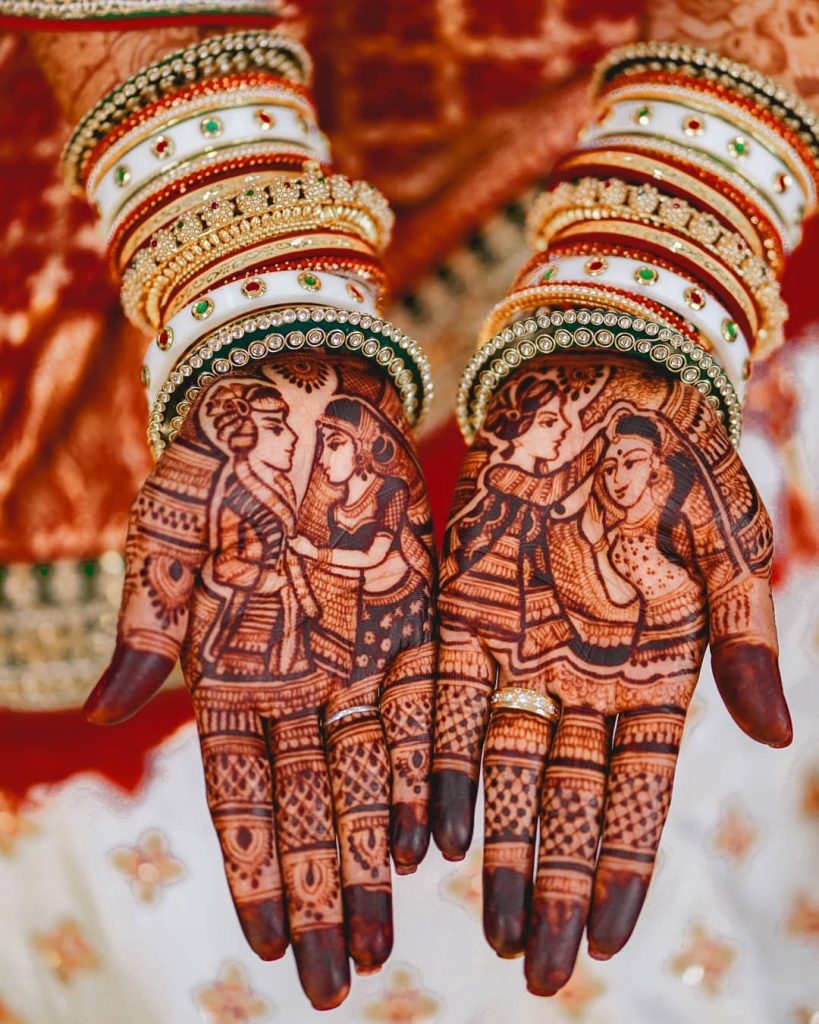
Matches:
[166,249,389,322]
[86,89,321,203]
[582,95,810,243]
[90,103,331,232]
[595,69,819,192]
[548,218,769,346]
[142,267,383,407]
[84,72,316,188]
[62,30,313,195]
[591,42,819,164]
[550,148,785,271]
[507,254,751,396]
[108,153,329,273]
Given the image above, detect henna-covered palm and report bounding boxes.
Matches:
[430,355,790,995]
[84,353,436,1010]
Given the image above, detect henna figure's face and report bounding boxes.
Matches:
[602,436,655,509]
[320,426,357,484]
[252,405,296,472]
[514,396,570,463]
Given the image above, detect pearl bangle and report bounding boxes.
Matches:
[143,268,381,407]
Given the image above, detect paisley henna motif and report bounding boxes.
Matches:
[431,354,790,995]
[85,353,436,1010]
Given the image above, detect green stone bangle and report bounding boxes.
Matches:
[148,305,433,459]
[592,42,819,162]
[457,307,741,448]
[62,30,312,194]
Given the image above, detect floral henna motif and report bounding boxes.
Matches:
[431,354,791,995]
[84,353,436,1011]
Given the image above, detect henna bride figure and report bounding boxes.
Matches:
[290,396,433,684]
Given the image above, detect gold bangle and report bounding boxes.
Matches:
[552,148,782,269]
[491,687,561,724]
[528,177,775,291]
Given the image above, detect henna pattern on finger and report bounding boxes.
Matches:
[92,353,436,1006]
[435,354,787,992]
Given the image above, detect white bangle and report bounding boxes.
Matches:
[92,103,331,230]
[582,97,807,246]
[515,253,749,400]
[86,85,317,199]
[143,268,380,406]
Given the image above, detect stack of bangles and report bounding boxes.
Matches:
[458,42,819,448]
[63,29,432,458]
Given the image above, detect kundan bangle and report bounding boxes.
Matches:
[147,306,433,457]
[511,254,750,397]
[143,268,381,406]
[551,149,783,269]
[62,31,313,194]
[92,105,330,230]
[585,95,812,232]
[550,220,781,347]
[458,308,741,447]
[591,42,819,163]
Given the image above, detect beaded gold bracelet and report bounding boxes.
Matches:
[551,148,783,269]
[528,176,774,291]
[62,31,313,195]
[122,167,395,329]
[458,307,741,447]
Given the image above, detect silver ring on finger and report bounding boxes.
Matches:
[323,704,380,729]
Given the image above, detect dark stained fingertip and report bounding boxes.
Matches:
[483,868,529,957]
[587,869,649,958]
[524,898,586,996]
[711,642,793,748]
[344,886,393,971]
[292,928,351,1011]
[237,899,288,961]
[83,646,176,724]
[390,802,430,871]
[430,770,477,859]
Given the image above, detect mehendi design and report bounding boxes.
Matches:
[431,354,791,995]
[85,353,436,1010]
